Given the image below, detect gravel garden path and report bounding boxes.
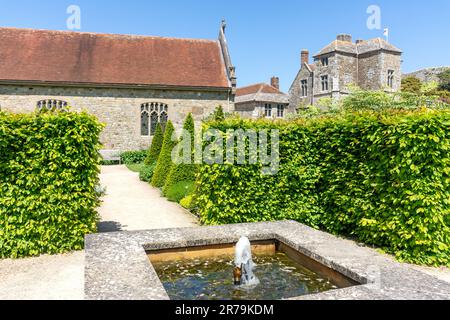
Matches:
[0,165,198,300]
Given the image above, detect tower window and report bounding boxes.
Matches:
[387,70,395,88]
[321,75,329,91]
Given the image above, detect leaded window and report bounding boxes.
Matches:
[37,100,68,112]
[264,104,272,118]
[141,102,169,136]
[387,70,394,88]
[301,80,308,97]
[321,75,329,92]
[277,105,285,118]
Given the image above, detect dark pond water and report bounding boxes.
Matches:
[152,252,338,300]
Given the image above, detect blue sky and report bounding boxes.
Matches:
[0,0,449,91]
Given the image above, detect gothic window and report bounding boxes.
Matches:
[277,105,285,118]
[141,104,150,136]
[140,102,169,136]
[37,100,68,112]
[321,75,329,92]
[387,70,395,88]
[301,80,308,97]
[264,104,272,118]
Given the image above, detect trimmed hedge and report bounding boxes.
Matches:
[151,121,177,188]
[195,109,450,266]
[163,113,197,195]
[145,123,164,165]
[0,111,103,258]
[120,150,147,164]
[166,181,195,203]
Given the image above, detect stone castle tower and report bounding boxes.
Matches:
[289,34,402,109]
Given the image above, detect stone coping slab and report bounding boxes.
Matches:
[84,221,450,300]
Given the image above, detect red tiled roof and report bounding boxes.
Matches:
[0,28,231,89]
[236,83,282,96]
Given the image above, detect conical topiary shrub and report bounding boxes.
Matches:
[214,105,225,121]
[144,123,164,165]
[151,121,177,188]
[163,113,197,195]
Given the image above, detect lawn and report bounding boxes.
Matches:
[126,163,144,173]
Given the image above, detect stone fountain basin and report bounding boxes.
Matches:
[84,221,450,300]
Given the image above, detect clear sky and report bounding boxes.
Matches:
[1,0,449,92]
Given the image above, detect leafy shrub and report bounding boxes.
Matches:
[101,160,118,166]
[166,181,195,203]
[151,121,177,188]
[438,69,450,92]
[194,109,450,266]
[145,123,164,165]
[163,113,197,195]
[180,195,195,210]
[139,163,156,182]
[0,111,103,258]
[120,150,147,164]
[401,76,422,94]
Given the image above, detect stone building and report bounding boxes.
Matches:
[235,77,290,119]
[289,34,402,109]
[0,23,236,151]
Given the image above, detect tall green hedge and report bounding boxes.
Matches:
[163,113,197,195]
[145,123,164,165]
[0,111,103,258]
[195,109,450,266]
[151,121,177,188]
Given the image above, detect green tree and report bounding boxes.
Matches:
[151,121,177,188]
[163,113,197,195]
[401,76,422,94]
[437,70,450,91]
[144,123,164,165]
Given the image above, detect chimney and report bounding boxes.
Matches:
[270,77,280,90]
[336,34,352,42]
[356,39,364,44]
[301,50,309,66]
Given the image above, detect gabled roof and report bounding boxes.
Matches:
[0,28,231,89]
[314,37,402,57]
[236,83,289,104]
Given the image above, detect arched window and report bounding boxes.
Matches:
[140,102,169,136]
[37,100,68,112]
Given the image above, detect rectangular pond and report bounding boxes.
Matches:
[148,240,359,300]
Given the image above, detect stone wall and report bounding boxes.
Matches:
[358,51,382,90]
[289,66,314,109]
[336,53,358,93]
[380,51,402,92]
[0,84,233,151]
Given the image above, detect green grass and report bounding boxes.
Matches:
[126,163,144,172]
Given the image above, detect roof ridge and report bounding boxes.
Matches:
[0,27,218,43]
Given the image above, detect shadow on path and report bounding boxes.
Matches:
[97,221,125,233]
